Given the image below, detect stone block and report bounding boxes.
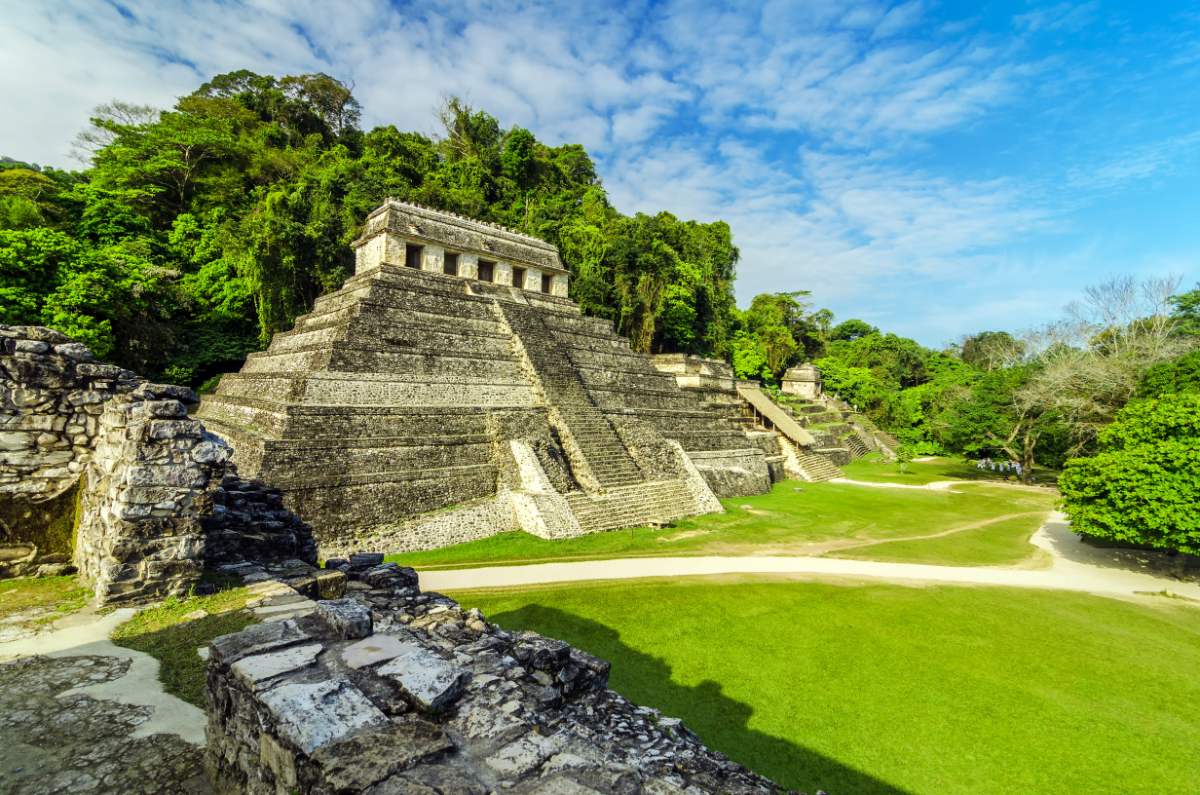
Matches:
[316,568,347,599]
[210,618,310,665]
[232,643,324,689]
[259,678,389,754]
[349,552,385,569]
[311,721,454,791]
[341,633,411,668]
[377,641,469,713]
[53,342,94,360]
[315,598,372,640]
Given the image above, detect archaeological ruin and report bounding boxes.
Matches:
[0,325,316,603]
[0,201,896,605]
[0,201,910,794]
[195,200,843,555]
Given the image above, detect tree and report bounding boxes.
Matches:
[730,331,771,382]
[1169,284,1200,337]
[1018,276,1196,455]
[829,318,877,342]
[936,366,1066,480]
[1059,393,1200,554]
[4,80,745,383]
[1137,349,1200,397]
[71,101,160,162]
[960,331,1024,371]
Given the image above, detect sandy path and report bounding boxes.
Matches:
[828,477,964,490]
[0,606,207,743]
[422,512,1200,600]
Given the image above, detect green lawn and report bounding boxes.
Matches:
[829,514,1050,567]
[0,575,88,632]
[392,461,1056,570]
[842,454,1059,487]
[111,584,256,706]
[454,578,1200,795]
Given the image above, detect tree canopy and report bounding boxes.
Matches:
[0,72,741,385]
[1060,393,1200,554]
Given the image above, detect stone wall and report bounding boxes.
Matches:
[72,383,232,602]
[2,325,318,603]
[0,326,138,572]
[205,558,786,794]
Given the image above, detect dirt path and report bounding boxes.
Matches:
[0,607,211,794]
[828,477,1050,493]
[422,512,1200,600]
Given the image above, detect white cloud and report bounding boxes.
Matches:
[1064,130,1200,193]
[2,0,1192,345]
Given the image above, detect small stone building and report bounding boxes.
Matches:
[198,200,779,554]
[782,363,823,399]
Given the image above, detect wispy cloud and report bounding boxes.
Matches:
[1065,130,1200,192]
[1,0,1196,344]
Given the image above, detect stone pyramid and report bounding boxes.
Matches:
[197,200,777,554]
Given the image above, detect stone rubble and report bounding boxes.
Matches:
[206,557,792,794]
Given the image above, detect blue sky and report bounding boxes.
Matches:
[2,0,1198,346]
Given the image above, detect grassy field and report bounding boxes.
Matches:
[842,455,1059,486]
[454,578,1200,794]
[0,575,88,633]
[392,459,1056,570]
[111,584,256,706]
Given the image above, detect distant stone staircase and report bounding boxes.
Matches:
[564,481,701,532]
[792,449,843,482]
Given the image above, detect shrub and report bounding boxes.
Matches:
[1059,393,1200,554]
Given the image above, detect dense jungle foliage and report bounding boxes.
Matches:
[3,71,1198,552]
[1,71,739,386]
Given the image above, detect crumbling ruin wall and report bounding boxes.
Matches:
[72,382,232,602]
[205,557,785,794]
[0,326,139,572]
[1,325,317,602]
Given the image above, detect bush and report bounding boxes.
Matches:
[1059,393,1200,554]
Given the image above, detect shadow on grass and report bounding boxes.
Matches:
[488,603,912,795]
[109,583,257,708]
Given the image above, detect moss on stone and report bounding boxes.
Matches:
[0,479,81,557]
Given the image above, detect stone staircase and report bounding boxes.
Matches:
[497,302,644,491]
[792,449,843,482]
[844,433,871,458]
[565,481,700,533]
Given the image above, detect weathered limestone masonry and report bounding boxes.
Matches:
[198,200,773,554]
[206,556,788,794]
[0,325,317,603]
[71,379,232,603]
[1,326,136,575]
[782,364,822,400]
[772,365,899,463]
[650,354,791,484]
[651,354,847,483]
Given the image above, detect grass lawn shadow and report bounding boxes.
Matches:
[487,603,913,795]
[110,584,256,706]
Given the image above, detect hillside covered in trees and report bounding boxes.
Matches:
[1,71,740,387]
[3,70,1198,554]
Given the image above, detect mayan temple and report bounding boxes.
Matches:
[197,200,798,553]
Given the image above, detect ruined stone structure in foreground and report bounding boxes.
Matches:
[0,325,316,603]
[199,200,796,554]
[206,555,785,794]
